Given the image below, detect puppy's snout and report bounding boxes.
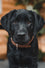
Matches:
[17,27,27,38]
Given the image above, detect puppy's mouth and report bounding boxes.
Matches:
[11,36,34,47]
[17,40,30,45]
[12,35,33,45]
[15,37,30,45]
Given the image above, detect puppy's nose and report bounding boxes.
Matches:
[17,32,25,37]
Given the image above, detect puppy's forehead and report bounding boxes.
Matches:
[16,9,32,18]
[16,9,28,15]
[16,9,32,17]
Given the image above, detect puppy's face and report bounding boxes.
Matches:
[11,13,34,45]
[1,9,44,45]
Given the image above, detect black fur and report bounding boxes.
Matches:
[1,9,45,68]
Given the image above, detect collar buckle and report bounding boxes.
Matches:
[16,44,18,50]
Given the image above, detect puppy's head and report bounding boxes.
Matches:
[1,9,44,45]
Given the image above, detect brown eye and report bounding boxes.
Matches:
[27,22,30,24]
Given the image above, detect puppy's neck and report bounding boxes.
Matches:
[11,36,34,48]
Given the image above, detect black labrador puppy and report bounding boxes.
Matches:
[1,9,45,68]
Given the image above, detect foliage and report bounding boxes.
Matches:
[15,0,45,5]
[39,28,45,34]
[37,27,45,36]
[38,50,45,61]
[34,0,45,10]
[15,0,34,5]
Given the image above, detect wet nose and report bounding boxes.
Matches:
[17,32,26,37]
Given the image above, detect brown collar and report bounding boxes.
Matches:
[11,36,34,48]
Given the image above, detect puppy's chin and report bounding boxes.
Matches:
[12,38,30,45]
[16,40,29,45]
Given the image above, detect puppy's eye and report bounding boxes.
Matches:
[27,23,32,27]
[27,22,30,24]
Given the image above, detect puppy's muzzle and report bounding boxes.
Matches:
[17,32,26,38]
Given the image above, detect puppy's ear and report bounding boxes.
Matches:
[33,12,45,35]
[1,10,17,34]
